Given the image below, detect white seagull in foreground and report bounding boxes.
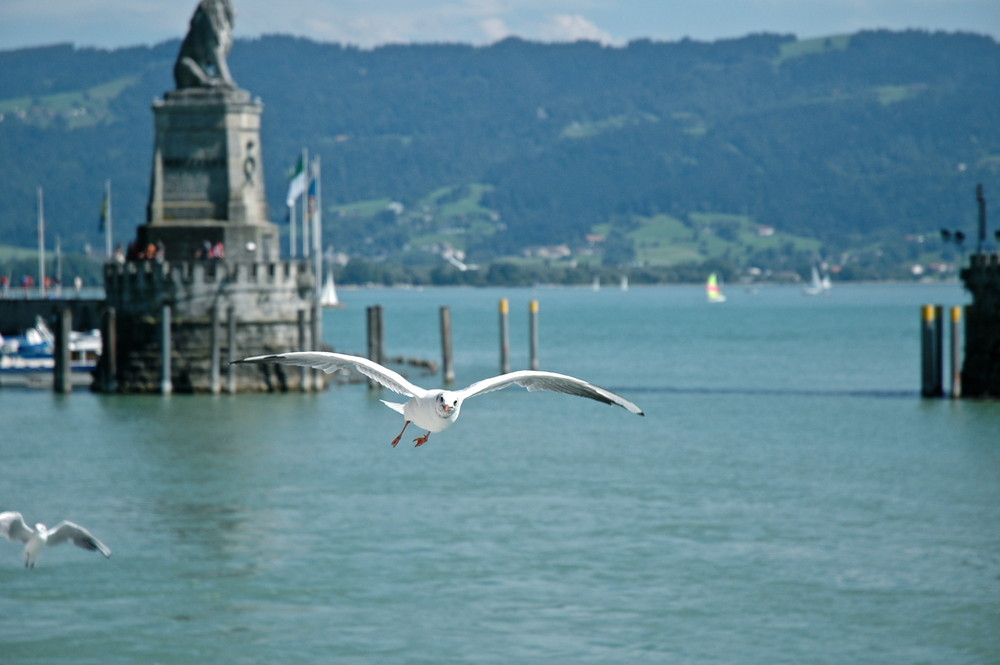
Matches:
[0,511,112,568]
[234,351,644,447]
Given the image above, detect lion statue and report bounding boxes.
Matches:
[173,0,237,89]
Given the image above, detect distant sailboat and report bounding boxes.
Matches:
[320,270,343,308]
[620,275,629,291]
[706,273,727,303]
[803,264,832,296]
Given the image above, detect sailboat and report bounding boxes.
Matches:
[803,264,832,296]
[706,273,727,303]
[320,270,343,308]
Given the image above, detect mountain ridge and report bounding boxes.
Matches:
[0,30,997,283]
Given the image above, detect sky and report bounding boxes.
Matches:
[1,0,998,52]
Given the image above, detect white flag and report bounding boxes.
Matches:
[285,154,307,207]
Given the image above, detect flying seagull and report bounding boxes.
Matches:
[233,351,644,447]
[0,512,112,568]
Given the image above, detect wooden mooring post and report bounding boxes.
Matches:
[98,306,117,393]
[298,309,310,391]
[920,304,943,397]
[529,299,540,371]
[226,306,236,394]
[52,307,72,394]
[366,305,384,389]
[499,298,510,374]
[950,306,962,398]
[440,305,455,385]
[161,303,173,395]
[210,304,221,394]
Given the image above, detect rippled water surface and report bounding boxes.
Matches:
[2,283,997,664]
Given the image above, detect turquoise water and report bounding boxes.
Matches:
[2,284,998,664]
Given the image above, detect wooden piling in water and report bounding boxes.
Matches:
[53,307,72,394]
[99,307,117,393]
[950,306,963,399]
[921,304,943,397]
[226,306,236,394]
[499,298,510,374]
[529,299,540,371]
[367,305,384,388]
[161,303,172,395]
[210,304,221,394]
[298,309,310,391]
[440,305,455,385]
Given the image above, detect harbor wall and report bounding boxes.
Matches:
[101,259,325,393]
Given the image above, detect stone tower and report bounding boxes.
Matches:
[99,0,324,394]
[959,185,1000,397]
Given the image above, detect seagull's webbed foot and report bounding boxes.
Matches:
[413,432,432,447]
[391,420,411,448]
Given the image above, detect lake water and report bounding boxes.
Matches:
[2,283,998,664]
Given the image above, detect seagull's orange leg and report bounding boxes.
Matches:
[390,420,411,447]
[413,432,432,447]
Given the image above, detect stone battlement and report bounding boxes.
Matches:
[100,258,324,393]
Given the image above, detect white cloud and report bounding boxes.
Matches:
[479,17,512,42]
[538,14,616,44]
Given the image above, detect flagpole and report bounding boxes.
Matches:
[105,179,113,259]
[301,147,309,259]
[55,235,63,297]
[311,155,322,373]
[289,199,297,258]
[37,186,46,297]
[312,155,322,298]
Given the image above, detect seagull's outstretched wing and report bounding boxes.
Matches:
[460,370,644,416]
[0,512,34,544]
[233,352,425,397]
[45,522,112,558]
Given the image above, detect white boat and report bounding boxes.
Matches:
[320,271,344,308]
[0,317,101,387]
[803,264,832,296]
[706,273,727,303]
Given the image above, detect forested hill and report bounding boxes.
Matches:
[1,30,998,281]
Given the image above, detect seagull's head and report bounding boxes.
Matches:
[35,523,47,535]
[434,391,462,420]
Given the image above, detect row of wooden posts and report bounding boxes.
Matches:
[366,298,540,387]
[49,299,964,398]
[920,304,963,398]
[49,297,538,394]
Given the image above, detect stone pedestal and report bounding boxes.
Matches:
[140,87,278,263]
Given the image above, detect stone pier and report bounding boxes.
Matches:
[103,259,323,393]
[96,0,325,394]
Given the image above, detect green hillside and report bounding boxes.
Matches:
[0,30,997,285]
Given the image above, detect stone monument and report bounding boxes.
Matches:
[138,0,276,262]
[99,0,324,394]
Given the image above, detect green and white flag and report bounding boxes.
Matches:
[285,154,307,207]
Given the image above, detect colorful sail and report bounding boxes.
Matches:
[706,272,727,303]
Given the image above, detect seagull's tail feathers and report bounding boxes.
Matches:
[380,400,406,415]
